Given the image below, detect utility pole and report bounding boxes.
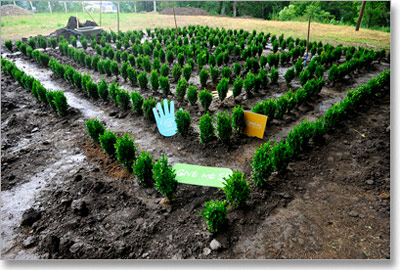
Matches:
[48,1,52,13]
[63,1,68,13]
[153,1,156,13]
[355,1,367,31]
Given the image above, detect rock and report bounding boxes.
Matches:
[210,239,222,250]
[272,242,283,251]
[31,127,39,133]
[69,242,83,253]
[386,126,390,133]
[74,174,82,182]
[349,210,359,218]
[159,197,170,206]
[71,199,89,216]
[203,247,211,256]
[21,208,41,227]
[23,236,38,248]
[366,180,374,185]
[43,235,60,254]
[115,240,126,254]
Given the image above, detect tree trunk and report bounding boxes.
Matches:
[153,1,156,13]
[134,1,137,13]
[48,1,52,13]
[233,1,237,17]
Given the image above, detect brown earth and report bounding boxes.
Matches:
[0,4,32,16]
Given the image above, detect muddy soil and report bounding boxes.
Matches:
[1,48,390,258]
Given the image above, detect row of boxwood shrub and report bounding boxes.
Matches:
[1,57,68,116]
[251,69,390,187]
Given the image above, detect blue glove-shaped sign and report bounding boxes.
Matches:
[153,99,178,137]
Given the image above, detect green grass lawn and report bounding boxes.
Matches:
[1,12,390,50]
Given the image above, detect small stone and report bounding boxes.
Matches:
[366,180,374,185]
[386,126,390,133]
[31,127,39,133]
[203,247,211,256]
[23,236,37,248]
[74,174,82,182]
[71,199,89,216]
[349,211,359,218]
[21,208,41,227]
[69,242,83,253]
[159,197,170,206]
[210,239,222,250]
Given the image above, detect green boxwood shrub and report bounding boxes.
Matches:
[199,68,209,88]
[175,78,188,101]
[143,97,157,121]
[233,77,243,98]
[216,111,232,144]
[271,141,291,173]
[133,151,154,186]
[269,67,279,85]
[175,109,191,136]
[187,85,198,106]
[222,171,250,208]
[244,72,255,95]
[99,130,117,155]
[299,69,310,86]
[153,154,177,201]
[130,91,144,114]
[86,118,105,143]
[138,71,148,90]
[108,82,119,103]
[160,63,169,77]
[150,70,159,91]
[182,64,192,81]
[127,66,138,86]
[199,112,215,144]
[200,200,228,233]
[210,66,219,84]
[159,76,170,96]
[115,133,137,171]
[199,89,212,111]
[216,78,229,102]
[251,140,273,186]
[232,105,246,134]
[5,40,13,51]
[172,64,182,82]
[284,68,295,84]
[117,89,130,110]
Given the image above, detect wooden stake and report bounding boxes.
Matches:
[356,1,367,31]
[117,2,120,33]
[304,16,311,67]
[76,13,79,29]
[173,2,178,32]
[100,1,102,26]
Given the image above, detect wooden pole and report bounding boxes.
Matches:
[76,12,79,29]
[355,1,367,31]
[117,2,120,33]
[100,1,102,26]
[304,16,311,67]
[173,2,178,32]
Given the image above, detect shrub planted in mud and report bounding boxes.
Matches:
[199,112,215,144]
[99,130,117,155]
[172,64,182,82]
[159,76,170,96]
[111,61,119,78]
[182,64,192,81]
[143,97,157,121]
[271,141,291,173]
[52,91,68,116]
[199,68,209,88]
[117,89,130,110]
[108,82,119,103]
[134,151,154,186]
[232,77,243,98]
[153,154,177,201]
[115,133,137,171]
[216,111,232,144]
[5,40,13,51]
[187,85,198,106]
[176,78,188,101]
[174,109,191,137]
[86,81,99,99]
[216,78,229,102]
[28,38,36,49]
[138,71,148,90]
[120,62,129,82]
[130,91,144,115]
[244,72,255,95]
[294,58,303,75]
[46,91,57,111]
[150,70,159,91]
[222,171,250,208]
[232,105,246,134]
[269,67,279,85]
[210,66,220,84]
[160,63,169,77]
[127,67,138,86]
[200,200,228,233]
[86,118,105,143]
[251,140,274,186]
[199,89,212,111]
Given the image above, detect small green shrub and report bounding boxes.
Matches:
[86,81,99,99]
[299,69,310,86]
[251,140,273,186]
[175,109,191,136]
[143,97,157,121]
[5,40,13,51]
[328,64,339,82]
[86,118,105,143]
[199,112,215,144]
[138,71,148,90]
[232,105,246,134]
[244,72,255,95]
[187,85,198,106]
[111,61,119,78]
[200,200,228,233]
[175,78,188,101]
[199,89,212,111]
[199,68,209,88]
[120,62,128,81]
[150,70,159,91]
[269,67,279,85]
[153,57,161,71]
[222,171,250,208]
[159,76,170,96]
[99,130,117,155]
[172,64,182,82]
[127,66,138,86]
[115,133,137,171]
[271,141,291,173]
[284,68,295,84]
[153,154,177,201]
[216,111,232,144]
[52,91,68,116]
[108,82,119,103]
[28,38,36,49]
[221,66,231,79]
[216,78,229,102]
[130,91,144,114]
[232,77,243,98]
[294,58,303,75]
[167,50,174,64]
[182,64,192,81]
[134,151,154,186]
[117,89,130,110]
[210,66,219,84]
[160,63,169,77]
[143,56,151,72]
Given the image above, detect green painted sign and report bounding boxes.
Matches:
[173,163,233,188]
